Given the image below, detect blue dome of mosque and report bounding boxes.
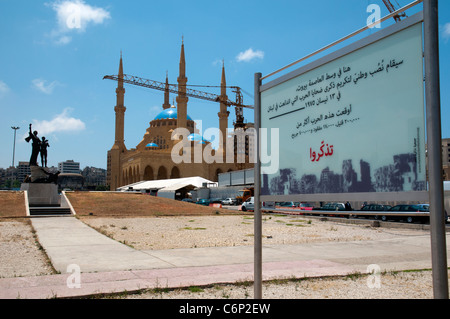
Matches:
[188,133,209,144]
[154,106,193,121]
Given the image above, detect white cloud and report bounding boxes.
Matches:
[443,23,450,39]
[31,108,86,136]
[32,78,61,94]
[236,48,264,63]
[0,80,10,98]
[49,0,111,44]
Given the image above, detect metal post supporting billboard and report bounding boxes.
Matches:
[254,72,262,299]
[256,0,446,299]
[424,0,449,299]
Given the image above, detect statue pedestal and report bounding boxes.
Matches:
[21,183,60,207]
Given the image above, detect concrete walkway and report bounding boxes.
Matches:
[0,216,448,299]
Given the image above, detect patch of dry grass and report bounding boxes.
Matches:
[65,191,239,217]
[0,191,26,217]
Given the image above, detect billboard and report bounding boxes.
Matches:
[260,22,426,197]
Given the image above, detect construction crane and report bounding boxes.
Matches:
[382,0,407,22]
[103,74,253,129]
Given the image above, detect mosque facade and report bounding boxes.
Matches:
[107,42,254,190]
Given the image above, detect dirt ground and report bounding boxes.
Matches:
[79,214,429,250]
[0,218,55,278]
[0,191,27,217]
[65,191,237,217]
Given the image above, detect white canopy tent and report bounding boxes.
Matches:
[117,177,217,196]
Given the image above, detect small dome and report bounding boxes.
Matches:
[154,105,193,121]
[188,133,209,144]
[146,143,159,148]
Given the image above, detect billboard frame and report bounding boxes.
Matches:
[254,0,447,300]
[259,12,427,204]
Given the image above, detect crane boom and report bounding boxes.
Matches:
[382,0,396,12]
[382,0,406,22]
[103,74,253,109]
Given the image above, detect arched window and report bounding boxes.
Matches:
[170,166,180,179]
[144,166,154,180]
[157,166,168,180]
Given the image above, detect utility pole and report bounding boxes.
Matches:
[424,0,449,299]
[254,73,262,300]
[11,126,19,167]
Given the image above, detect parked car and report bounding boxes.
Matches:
[409,204,449,223]
[241,196,255,212]
[390,204,429,212]
[181,198,194,203]
[222,198,237,205]
[312,202,347,217]
[196,198,210,206]
[360,204,392,211]
[355,204,391,218]
[275,202,314,215]
[414,204,430,212]
[317,203,346,211]
[298,202,314,210]
[376,204,430,223]
[276,201,297,208]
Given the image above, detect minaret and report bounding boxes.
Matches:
[113,52,127,151]
[162,71,171,110]
[108,52,127,190]
[218,61,229,155]
[176,38,188,132]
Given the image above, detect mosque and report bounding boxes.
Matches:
[106,41,254,191]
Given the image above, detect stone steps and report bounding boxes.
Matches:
[29,206,72,216]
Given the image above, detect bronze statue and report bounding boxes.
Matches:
[23,124,59,183]
[40,136,50,167]
[25,124,41,166]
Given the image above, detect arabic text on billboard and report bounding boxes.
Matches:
[261,23,425,196]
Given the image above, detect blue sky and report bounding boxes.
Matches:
[0,0,449,170]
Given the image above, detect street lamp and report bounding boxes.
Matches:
[11,126,19,167]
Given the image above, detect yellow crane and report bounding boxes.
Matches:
[103,74,253,130]
[382,0,407,22]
